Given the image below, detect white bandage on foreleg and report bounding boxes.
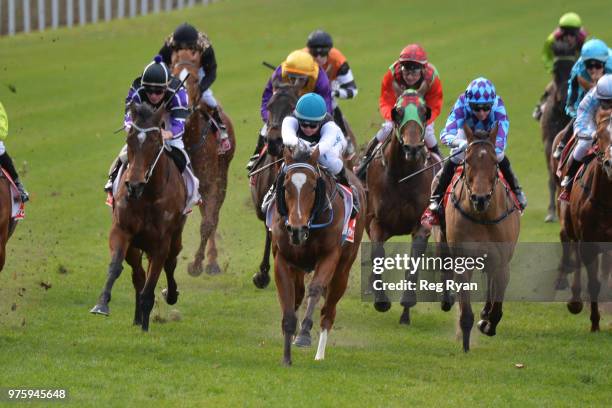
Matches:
[375,120,394,143]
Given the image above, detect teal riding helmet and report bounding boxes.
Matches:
[294,93,327,122]
[581,38,609,62]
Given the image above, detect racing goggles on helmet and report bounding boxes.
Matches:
[469,103,493,112]
[298,119,321,129]
[585,60,605,70]
[310,47,330,57]
[401,62,424,74]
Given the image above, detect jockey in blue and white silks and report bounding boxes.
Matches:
[560,74,612,201]
[421,77,526,227]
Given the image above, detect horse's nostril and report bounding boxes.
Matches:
[470,194,477,202]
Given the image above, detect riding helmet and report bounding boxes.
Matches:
[173,23,199,48]
[142,56,169,89]
[294,93,327,122]
[558,12,582,29]
[581,38,609,62]
[465,77,497,104]
[595,74,612,100]
[399,44,428,65]
[307,30,333,49]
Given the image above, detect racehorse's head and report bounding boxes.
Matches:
[125,103,165,200]
[172,49,201,106]
[267,81,299,157]
[391,85,430,162]
[463,123,499,212]
[277,143,326,246]
[552,42,576,105]
[596,107,612,180]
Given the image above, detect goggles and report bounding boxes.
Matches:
[298,120,320,129]
[469,103,493,112]
[585,60,605,70]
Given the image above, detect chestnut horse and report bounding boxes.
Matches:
[270,145,365,366]
[365,89,442,324]
[541,44,576,222]
[562,107,612,331]
[91,103,187,331]
[443,124,520,352]
[0,174,17,271]
[172,51,236,276]
[250,82,299,289]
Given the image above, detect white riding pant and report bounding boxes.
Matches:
[0,141,5,155]
[572,135,594,161]
[375,121,437,148]
[200,88,218,108]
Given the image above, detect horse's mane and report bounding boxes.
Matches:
[473,129,490,140]
[552,41,577,58]
[131,103,157,124]
[291,142,313,162]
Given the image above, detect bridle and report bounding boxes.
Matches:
[463,139,499,208]
[129,123,165,184]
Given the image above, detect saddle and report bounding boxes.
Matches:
[556,135,597,181]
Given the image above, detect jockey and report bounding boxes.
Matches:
[533,12,587,120]
[282,93,359,218]
[552,38,612,159]
[559,74,612,201]
[355,44,443,180]
[304,30,358,154]
[421,77,527,226]
[0,102,28,202]
[159,22,230,153]
[246,50,333,171]
[104,57,190,192]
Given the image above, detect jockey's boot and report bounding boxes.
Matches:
[553,142,566,160]
[335,167,360,219]
[559,156,582,202]
[421,159,458,227]
[499,156,527,211]
[428,143,443,159]
[104,156,122,193]
[553,119,575,160]
[0,152,29,202]
[211,106,230,154]
[532,103,543,121]
[354,137,378,181]
[246,134,266,172]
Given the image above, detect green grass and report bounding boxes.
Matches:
[0,0,611,406]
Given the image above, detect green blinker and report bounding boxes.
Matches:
[396,104,424,140]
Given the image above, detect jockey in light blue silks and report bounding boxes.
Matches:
[421,77,526,226]
[281,93,359,218]
[559,74,612,201]
[552,38,612,159]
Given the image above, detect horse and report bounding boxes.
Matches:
[269,144,365,366]
[250,82,299,289]
[442,123,520,352]
[0,174,18,271]
[562,107,612,331]
[172,51,236,276]
[90,103,187,331]
[541,43,577,223]
[541,44,577,220]
[365,88,443,324]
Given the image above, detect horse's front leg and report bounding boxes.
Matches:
[369,220,391,312]
[400,228,429,325]
[90,227,131,316]
[478,263,509,336]
[274,253,296,366]
[140,244,170,332]
[457,270,474,352]
[581,243,601,332]
[253,227,272,289]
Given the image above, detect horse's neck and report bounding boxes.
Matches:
[147,154,174,197]
[588,163,612,203]
[385,134,425,178]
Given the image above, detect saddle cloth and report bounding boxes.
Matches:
[0,168,25,220]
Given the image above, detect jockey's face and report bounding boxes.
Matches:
[585,59,605,82]
[146,88,165,105]
[288,74,308,90]
[309,47,330,66]
[299,120,321,136]
[401,63,423,87]
[470,103,492,122]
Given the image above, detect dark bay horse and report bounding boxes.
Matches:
[541,44,577,222]
[0,174,17,271]
[562,107,612,331]
[365,89,441,324]
[442,124,520,352]
[270,145,365,366]
[250,82,299,289]
[91,103,187,331]
[173,53,236,276]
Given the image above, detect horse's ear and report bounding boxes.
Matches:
[463,123,474,143]
[391,107,402,125]
[129,102,139,121]
[283,144,293,163]
[310,146,321,164]
[490,122,499,145]
[272,78,280,91]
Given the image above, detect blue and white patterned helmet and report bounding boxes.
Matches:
[465,77,497,104]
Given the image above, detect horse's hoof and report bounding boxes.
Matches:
[252,272,270,289]
[161,288,179,305]
[206,263,222,276]
[567,301,583,314]
[374,300,391,313]
[441,295,455,312]
[544,213,557,223]
[399,309,411,325]
[554,277,569,290]
[187,262,203,277]
[90,304,109,316]
[477,319,496,336]
[293,333,312,347]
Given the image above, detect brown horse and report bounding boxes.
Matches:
[365,89,442,324]
[269,145,365,366]
[172,52,236,276]
[90,103,187,331]
[0,174,17,271]
[442,124,520,352]
[250,82,299,289]
[541,44,576,222]
[562,107,612,331]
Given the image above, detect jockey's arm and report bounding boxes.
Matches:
[542,32,555,73]
[317,122,344,157]
[123,83,139,130]
[577,75,594,91]
[281,116,299,147]
[168,89,190,139]
[333,62,358,99]
[379,70,396,121]
[440,97,466,147]
[492,97,510,156]
[574,88,598,140]
[198,46,217,93]
[0,102,8,140]
[424,76,443,124]
[315,71,334,114]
